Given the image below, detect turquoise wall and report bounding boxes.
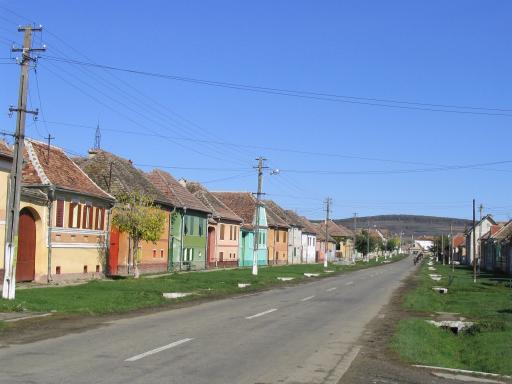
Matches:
[239,206,268,267]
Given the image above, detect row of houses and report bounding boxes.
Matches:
[451,214,512,275]
[0,139,356,283]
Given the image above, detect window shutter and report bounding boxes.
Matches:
[76,204,82,228]
[68,203,75,227]
[94,207,99,230]
[82,206,87,229]
[99,208,105,230]
[56,200,64,227]
[88,206,93,229]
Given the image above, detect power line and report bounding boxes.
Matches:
[39,54,512,118]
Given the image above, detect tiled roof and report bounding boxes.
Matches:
[481,224,503,240]
[313,223,336,242]
[452,234,465,248]
[0,140,12,158]
[182,181,241,221]
[492,221,512,241]
[263,200,301,228]
[211,192,258,229]
[283,211,318,235]
[23,140,113,200]
[263,201,289,229]
[318,220,354,238]
[145,170,210,213]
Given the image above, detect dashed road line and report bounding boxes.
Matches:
[345,281,354,286]
[245,308,278,319]
[326,287,337,292]
[125,338,194,362]
[301,295,315,302]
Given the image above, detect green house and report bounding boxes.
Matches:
[146,170,211,271]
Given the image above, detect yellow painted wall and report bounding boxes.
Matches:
[268,228,288,264]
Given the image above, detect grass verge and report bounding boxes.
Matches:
[0,254,405,315]
[391,261,512,375]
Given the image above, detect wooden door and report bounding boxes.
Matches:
[16,208,36,282]
[109,228,120,275]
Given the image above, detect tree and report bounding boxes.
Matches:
[355,230,379,256]
[112,191,166,278]
[386,238,400,252]
[430,235,450,263]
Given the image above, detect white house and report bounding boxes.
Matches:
[465,215,496,266]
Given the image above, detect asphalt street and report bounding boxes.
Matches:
[0,257,415,384]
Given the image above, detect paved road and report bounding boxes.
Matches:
[0,257,415,384]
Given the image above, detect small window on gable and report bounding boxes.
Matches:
[220,224,225,240]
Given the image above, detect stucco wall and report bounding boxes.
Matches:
[268,228,288,264]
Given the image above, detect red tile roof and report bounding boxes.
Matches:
[263,201,289,229]
[318,220,354,238]
[183,181,242,222]
[211,192,258,229]
[452,234,465,248]
[492,221,512,241]
[22,140,113,200]
[0,140,12,159]
[145,170,210,213]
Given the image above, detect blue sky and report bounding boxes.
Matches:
[0,1,511,221]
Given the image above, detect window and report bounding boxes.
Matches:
[82,205,93,229]
[276,230,280,242]
[219,251,224,261]
[184,248,194,262]
[234,227,237,241]
[153,249,157,258]
[198,218,204,237]
[56,200,64,227]
[220,224,225,240]
[283,232,287,244]
[95,207,105,230]
[160,249,164,258]
[68,202,81,228]
[184,216,190,235]
[229,225,233,240]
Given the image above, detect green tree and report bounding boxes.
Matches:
[430,235,450,262]
[112,191,166,278]
[386,238,400,252]
[355,230,378,256]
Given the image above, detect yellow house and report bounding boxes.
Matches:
[1,139,115,283]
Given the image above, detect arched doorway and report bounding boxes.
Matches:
[16,208,36,282]
[207,226,215,268]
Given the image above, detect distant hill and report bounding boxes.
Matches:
[333,214,471,238]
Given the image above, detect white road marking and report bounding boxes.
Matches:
[125,338,194,362]
[301,295,315,302]
[345,281,354,286]
[326,287,337,292]
[245,308,278,319]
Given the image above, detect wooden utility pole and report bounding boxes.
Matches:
[367,219,370,262]
[352,212,357,262]
[450,222,454,272]
[473,199,477,283]
[252,157,267,276]
[323,198,332,268]
[2,26,45,300]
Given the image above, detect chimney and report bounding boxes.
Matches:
[178,178,187,187]
[88,148,99,158]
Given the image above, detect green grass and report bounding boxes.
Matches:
[392,262,512,375]
[0,254,405,315]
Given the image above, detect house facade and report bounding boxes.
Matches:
[317,220,354,261]
[297,216,318,263]
[264,201,289,265]
[481,222,512,275]
[464,215,496,266]
[146,170,210,271]
[1,140,115,283]
[183,181,242,268]
[75,150,172,275]
[212,192,268,267]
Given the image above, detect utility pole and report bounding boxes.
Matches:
[352,213,357,262]
[3,26,45,300]
[450,223,454,272]
[323,198,332,268]
[252,157,267,276]
[478,203,483,275]
[473,199,477,283]
[367,219,370,262]
[441,233,444,265]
